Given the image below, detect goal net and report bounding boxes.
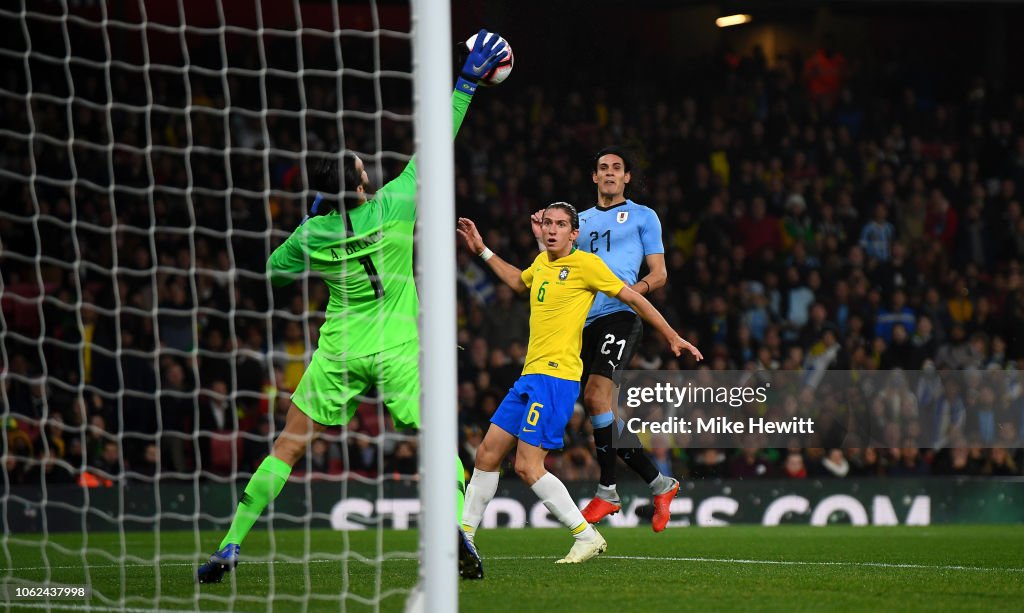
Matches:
[0,0,453,609]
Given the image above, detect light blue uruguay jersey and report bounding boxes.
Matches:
[577,199,664,326]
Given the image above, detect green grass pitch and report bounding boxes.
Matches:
[3,526,1023,611]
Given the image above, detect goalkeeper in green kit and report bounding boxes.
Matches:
[197,30,508,584]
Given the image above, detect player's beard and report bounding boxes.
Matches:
[361,177,375,199]
[343,177,375,211]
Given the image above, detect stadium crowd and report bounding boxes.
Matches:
[3,38,1024,487]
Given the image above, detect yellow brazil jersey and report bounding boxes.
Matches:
[520,248,626,381]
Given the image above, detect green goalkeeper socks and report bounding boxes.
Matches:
[217,454,464,547]
[456,455,466,522]
[219,455,292,549]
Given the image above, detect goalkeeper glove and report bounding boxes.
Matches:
[456,29,508,95]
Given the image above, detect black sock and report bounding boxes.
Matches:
[615,424,661,484]
[593,424,617,487]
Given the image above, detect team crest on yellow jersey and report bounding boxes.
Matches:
[559,267,570,281]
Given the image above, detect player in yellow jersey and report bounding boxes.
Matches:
[455,202,702,565]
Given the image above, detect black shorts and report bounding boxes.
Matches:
[580,311,643,385]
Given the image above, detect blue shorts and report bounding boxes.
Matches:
[490,374,580,450]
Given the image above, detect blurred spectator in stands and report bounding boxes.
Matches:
[848,447,881,476]
[481,284,530,350]
[802,35,847,109]
[276,320,307,392]
[487,346,520,393]
[159,359,194,474]
[386,440,418,478]
[821,448,850,478]
[781,194,815,253]
[798,302,831,349]
[242,414,274,474]
[5,416,35,462]
[782,267,815,344]
[957,201,992,269]
[936,325,974,370]
[560,445,600,482]
[690,448,727,479]
[459,424,484,473]
[947,276,975,328]
[803,326,844,383]
[803,447,828,477]
[64,437,84,475]
[881,323,918,370]
[731,322,759,367]
[888,443,929,477]
[41,413,68,462]
[7,356,44,421]
[132,443,160,480]
[911,316,939,366]
[728,448,775,479]
[925,191,958,251]
[875,289,916,344]
[932,376,968,449]
[197,380,236,473]
[737,196,781,258]
[303,438,329,474]
[4,454,30,486]
[118,325,158,469]
[859,204,896,263]
[900,194,928,248]
[919,288,951,343]
[91,440,122,480]
[347,435,378,477]
[84,414,110,466]
[782,452,807,478]
[198,327,232,389]
[741,283,773,344]
[934,447,981,476]
[973,384,998,444]
[157,277,193,352]
[198,380,234,431]
[984,447,1019,476]
[26,449,75,485]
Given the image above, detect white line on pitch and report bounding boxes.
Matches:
[597,555,1024,573]
[8,555,1024,574]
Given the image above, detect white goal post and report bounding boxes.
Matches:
[410,0,459,610]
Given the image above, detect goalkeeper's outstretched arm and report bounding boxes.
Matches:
[371,29,509,211]
[456,217,527,293]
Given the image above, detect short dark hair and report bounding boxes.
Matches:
[593,146,633,173]
[312,151,363,212]
[544,201,579,230]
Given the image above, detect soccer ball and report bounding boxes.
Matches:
[465,32,514,86]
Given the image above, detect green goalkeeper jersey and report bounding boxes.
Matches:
[267,90,472,360]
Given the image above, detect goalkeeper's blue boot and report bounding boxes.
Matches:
[458,528,484,580]
[197,543,240,584]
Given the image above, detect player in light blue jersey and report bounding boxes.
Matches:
[532,146,678,531]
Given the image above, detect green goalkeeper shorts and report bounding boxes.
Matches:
[291,339,420,429]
